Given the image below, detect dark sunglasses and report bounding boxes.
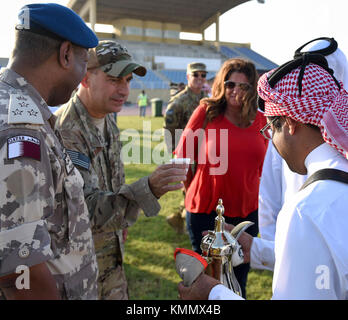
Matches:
[192,72,207,78]
[224,80,251,91]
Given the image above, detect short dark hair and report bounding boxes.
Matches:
[11,30,62,67]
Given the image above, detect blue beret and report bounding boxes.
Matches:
[17,3,98,49]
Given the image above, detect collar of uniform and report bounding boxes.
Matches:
[304,143,348,177]
[0,68,52,122]
[186,86,206,100]
[72,94,107,148]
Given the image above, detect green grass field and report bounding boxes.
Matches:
[118,115,273,300]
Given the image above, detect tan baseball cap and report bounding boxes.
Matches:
[187,62,207,74]
[87,40,147,77]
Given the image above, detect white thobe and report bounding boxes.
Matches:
[210,144,348,300]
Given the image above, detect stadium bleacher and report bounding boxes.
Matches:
[120,40,221,60]
[0,37,277,102]
[220,46,278,73]
[159,69,216,84]
[132,69,169,89]
[159,69,187,84]
[98,38,277,94]
[130,78,143,89]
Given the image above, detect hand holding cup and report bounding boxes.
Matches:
[148,158,190,198]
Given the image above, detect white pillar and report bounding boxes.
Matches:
[89,0,97,32]
[215,12,220,51]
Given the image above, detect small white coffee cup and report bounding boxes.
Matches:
[169,158,191,173]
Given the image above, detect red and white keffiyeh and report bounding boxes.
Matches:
[258,63,348,159]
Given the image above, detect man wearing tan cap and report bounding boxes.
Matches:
[164,62,208,234]
[54,40,188,300]
[164,62,208,152]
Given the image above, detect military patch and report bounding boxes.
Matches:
[8,94,44,125]
[18,245,30,259]
[7,135,41,161]
[63,151,75,175]
[66,149,90,170]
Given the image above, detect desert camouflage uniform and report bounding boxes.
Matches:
[163,87,206,233]
[0,68,98,299]
[164,86,206,153]
[54,94,160,300]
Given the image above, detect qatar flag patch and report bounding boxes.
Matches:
[7,135,41,161]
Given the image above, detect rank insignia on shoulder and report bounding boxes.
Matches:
[7,135,41,161]
[8,94,44,125]
[66,149,90,170]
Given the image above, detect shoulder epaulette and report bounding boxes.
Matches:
[8,94,44,125]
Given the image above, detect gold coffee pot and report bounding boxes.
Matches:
[200,199,254,296]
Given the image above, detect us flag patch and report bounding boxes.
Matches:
[66,149,90,170]
[7,135,41,161]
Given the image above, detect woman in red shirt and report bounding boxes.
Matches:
[175,58,268,298]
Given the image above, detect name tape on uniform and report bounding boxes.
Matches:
[7,135,41,161]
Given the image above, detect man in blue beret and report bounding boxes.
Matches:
[0,3,99,300]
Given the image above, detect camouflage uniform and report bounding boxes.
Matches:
[164,86,207,153]
[0,68,98,299]
[54,94,160,300]
[169,82,185,98]
[164,86,207,234]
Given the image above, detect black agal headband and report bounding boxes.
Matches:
[294,37,338,59]
[257,53,341,112]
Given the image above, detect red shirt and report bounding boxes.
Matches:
[175,104,268,218]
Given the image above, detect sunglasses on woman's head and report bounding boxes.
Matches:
[224,80,251,91]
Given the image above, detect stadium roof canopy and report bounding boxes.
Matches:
[68,0,251,33]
